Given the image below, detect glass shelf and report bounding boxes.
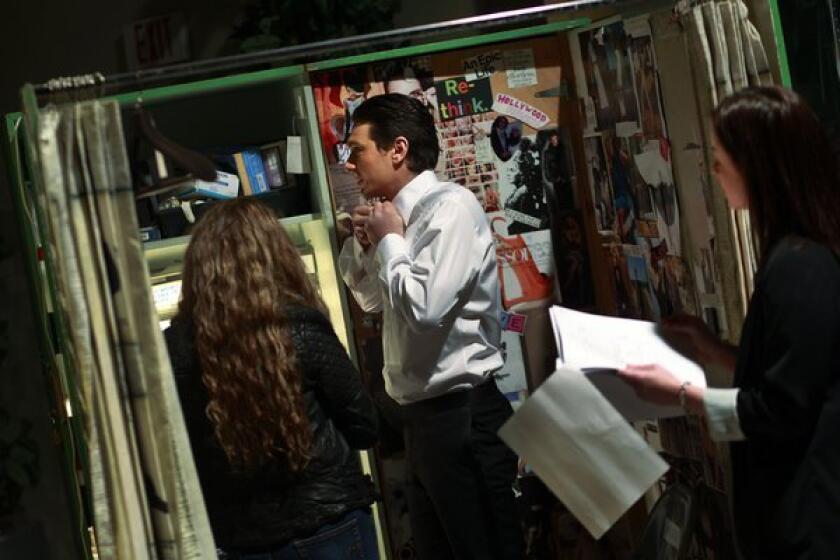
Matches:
[143,212,320,280]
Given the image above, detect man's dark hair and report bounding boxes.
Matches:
[352,93,440,172]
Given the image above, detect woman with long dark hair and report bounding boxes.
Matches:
[619,86,840,558]
[165,198,379,559]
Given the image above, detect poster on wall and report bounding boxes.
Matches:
[490,211,554,310]
[375,56,440,122]
[312,67,372,167]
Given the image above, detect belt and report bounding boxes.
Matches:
[400,377,499,420]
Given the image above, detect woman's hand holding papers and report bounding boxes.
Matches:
[619,314,736,416]
[619,364,706,415]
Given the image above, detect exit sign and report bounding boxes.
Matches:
[124,13,190,70]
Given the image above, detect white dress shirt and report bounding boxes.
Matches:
[339,170,504,404]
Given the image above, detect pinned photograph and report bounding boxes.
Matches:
[490,115,523,161]
[604,242,641,319]
[629,34,664,140]
[375,57,440,123]
[576,21,640,133]
[664,255,699,316]
[605,134,637,243]
[583,135,615,233]
[553,211,595,310]
[504,137,549,234]
[439,114,499,202]
[636,219,660,239]
[482,184,502,212]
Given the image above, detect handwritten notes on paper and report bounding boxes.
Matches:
[462,48,538,88]
[504,49,538,88]
[463,50,504,81]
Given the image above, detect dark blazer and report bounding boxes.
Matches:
[164,304,378,551]
[732,235,840,559]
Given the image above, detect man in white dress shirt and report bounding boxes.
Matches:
[339,94,524,560]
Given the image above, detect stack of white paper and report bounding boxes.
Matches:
[499,366,669,539]
[498,306,707,538]
[549,306,706,420]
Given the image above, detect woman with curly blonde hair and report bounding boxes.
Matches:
[165,197,379,559]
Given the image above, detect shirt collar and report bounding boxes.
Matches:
[392,170,437,226]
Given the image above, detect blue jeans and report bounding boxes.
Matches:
[233,509,379,560]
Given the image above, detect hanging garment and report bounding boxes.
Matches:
[679,0,772,308]
[32,99,216,559]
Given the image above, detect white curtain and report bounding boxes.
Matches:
[30,98,215,559]
[676,0,772,314]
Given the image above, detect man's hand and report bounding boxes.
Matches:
[335,213,353,243]
[365,201,404,245]
[351,204,373,249]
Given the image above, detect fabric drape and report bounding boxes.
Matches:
[31,99,215,559]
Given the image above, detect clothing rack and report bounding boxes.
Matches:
[673,0,718,14]
[33,0,619,99]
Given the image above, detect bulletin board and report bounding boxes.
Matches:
[570,17,702,323]
[311,35,592,328]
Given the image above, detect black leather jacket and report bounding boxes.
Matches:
[164,305,378,551]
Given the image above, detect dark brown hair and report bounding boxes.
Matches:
[352,93,440,172]
[712,86,840,258]
[177,198,325,470]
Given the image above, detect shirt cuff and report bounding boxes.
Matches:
[703,387,746,442]
[376,233,409,269]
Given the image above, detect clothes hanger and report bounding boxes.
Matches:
[133,100,217,199]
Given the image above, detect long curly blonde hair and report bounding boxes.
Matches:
[177,198,325,471]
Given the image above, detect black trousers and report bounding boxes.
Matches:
[401,379,525,560]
